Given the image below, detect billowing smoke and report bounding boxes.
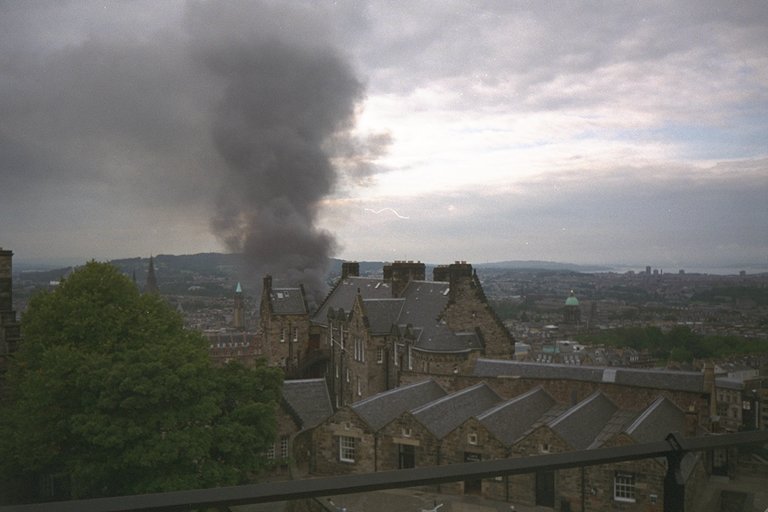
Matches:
[188,2,367,301]
[0,1,378,302]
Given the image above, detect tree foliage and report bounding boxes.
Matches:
[0,262,282,502]
[577,325,767,362]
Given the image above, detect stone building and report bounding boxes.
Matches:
[268,378,333,477]
[309,377,707,511]
[312,379,446,475]
[259,275,311,377]
[296,260,514,407]
[0,248,21,385]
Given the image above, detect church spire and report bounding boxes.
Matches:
[144,256,159,295]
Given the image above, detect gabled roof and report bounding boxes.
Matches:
[363,298,405,335]
[624,396,686,444]
[351,379,446,431]
[313,277,392,326]
[473,359,705,393]
[549,392,618,450]
[269,287,307,315]
[412,383,502,439]
[282,379,333,430]
[477,386,557,446]
[396,280,451,328]
[588,410,639,449]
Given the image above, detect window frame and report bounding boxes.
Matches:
[613,472,636,503]
[339,436,356,463]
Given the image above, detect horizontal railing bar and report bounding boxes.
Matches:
[2,430,766,512]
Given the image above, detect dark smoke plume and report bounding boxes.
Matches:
[188,3,367,301]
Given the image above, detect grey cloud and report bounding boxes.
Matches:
[0,1,376,298]
[337,160,768,268]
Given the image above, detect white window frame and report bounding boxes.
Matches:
[614,472,636,503]
[280,436,289,460]
[339,436,355,463]
[468,432,478,445]
[280,327,286,343]
[377,347,384,364]
[292,326,298,342]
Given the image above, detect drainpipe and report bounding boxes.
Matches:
[580,466,585,512]
[374,432,379,472]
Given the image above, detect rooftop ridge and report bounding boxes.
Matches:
[411,382,492,414]
[549,391,613,428]
[476,386,548,420]
[351,378,440,409]
[624,395,667,435]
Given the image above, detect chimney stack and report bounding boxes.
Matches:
[341,262,360,279]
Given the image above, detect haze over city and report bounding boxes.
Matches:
[1,1,767,276]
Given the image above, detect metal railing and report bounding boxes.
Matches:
[2,429,767,512]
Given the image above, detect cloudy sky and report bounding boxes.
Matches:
[2,1,767,275]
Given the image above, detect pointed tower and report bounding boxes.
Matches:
[144,256,159,295]
[233,282,245,330]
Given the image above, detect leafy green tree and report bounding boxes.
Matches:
[0,262,282,502]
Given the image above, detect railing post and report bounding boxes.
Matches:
[663,433,686,512]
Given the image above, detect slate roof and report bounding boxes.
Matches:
[473,359,705,393]
[588,410,639,449]
[624,396,686,444]
[313,277,393,326]
[282,379,333,430]
[549,392,618,450]
[269,287,307,315]
[363,299,405,334]
[412,383,502,439]
[715,377,744,390]
[351,379,447,431]
[396,280,481,353]
[477,386,557,446]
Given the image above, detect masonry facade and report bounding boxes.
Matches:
[309,374,710,512]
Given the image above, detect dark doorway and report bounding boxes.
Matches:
[398,444,415,469]
[464,452,482,495]
[535,470,555,507]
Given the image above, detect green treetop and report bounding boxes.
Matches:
[0,261,282,502]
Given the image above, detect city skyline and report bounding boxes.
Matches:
[1,1,766,272]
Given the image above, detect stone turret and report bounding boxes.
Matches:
[233,282,245,330]
[144,256,159,295]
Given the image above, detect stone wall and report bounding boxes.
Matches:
[440,268,514,359]
[312,408,376,475]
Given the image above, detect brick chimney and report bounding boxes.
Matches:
[386,261,425,297]
[341,261,359,279]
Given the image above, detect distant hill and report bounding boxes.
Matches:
[474,260,612,272]
[16,254,607,277]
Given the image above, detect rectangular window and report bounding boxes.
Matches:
[292,327,298,342]
[266,443,275,460]
[280,328,286,343]
[468,432,478,445]
[339,436,355,463]
[280,436,289,460]
[614,472,636,502]
[377,347,384,364]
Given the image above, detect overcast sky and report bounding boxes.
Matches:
[2,1,767,273]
